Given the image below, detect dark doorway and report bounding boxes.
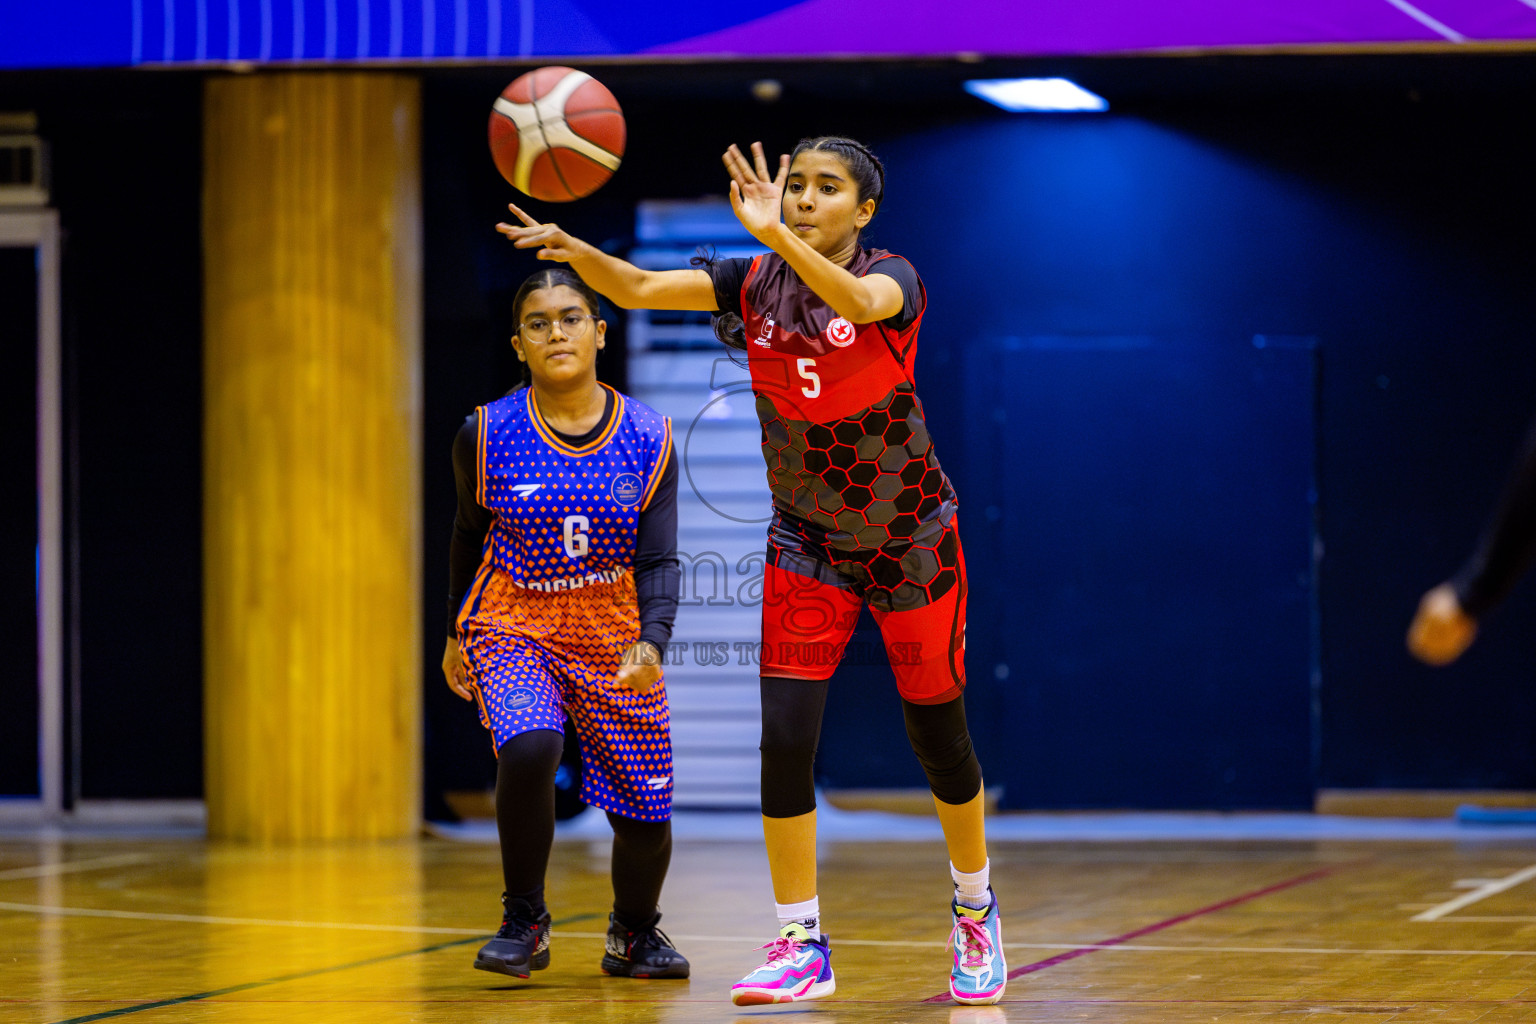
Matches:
[974,335,1318,809]
[1,245,40,797]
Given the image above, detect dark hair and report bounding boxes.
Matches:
[688,247,748,353]
[512,266,602,325]
[791,135,886,218]
[507,268,603,388]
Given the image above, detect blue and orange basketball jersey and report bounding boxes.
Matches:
[461,383,672,602]
[453,384,676,820]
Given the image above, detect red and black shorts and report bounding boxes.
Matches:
[760,508,967,704]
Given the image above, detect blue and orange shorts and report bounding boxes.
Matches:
[761,509,967,704]
[456,566,672,822]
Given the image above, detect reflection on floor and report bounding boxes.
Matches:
[7,815,1536,1022]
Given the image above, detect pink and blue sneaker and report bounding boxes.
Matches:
[730,922,835,1005]
[949,888,1006,1004]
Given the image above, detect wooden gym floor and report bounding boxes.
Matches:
[8,826,1536,1022]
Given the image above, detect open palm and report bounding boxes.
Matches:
[723,142,788,239]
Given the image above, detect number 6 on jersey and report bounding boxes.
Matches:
[563,514,590,558]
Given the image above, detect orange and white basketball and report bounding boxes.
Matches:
[487,66,625,202]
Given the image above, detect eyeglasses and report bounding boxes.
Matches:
[518,313,597,343]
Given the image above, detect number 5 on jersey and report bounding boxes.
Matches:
[797,357,820,398]
[563,514,589,558]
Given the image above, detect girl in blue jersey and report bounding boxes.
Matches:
[496,138,1005,1006]
[442,268,688,981]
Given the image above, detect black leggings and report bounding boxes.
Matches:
[496,729,672,925]
[758,676,983,819]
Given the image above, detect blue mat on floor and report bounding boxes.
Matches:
[1456,804,1536,825]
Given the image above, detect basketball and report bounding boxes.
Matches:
[488,66,625,203]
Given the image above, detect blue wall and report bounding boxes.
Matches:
[815,107,1536,806]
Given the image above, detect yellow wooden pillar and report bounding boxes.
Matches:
[203,73,422,841]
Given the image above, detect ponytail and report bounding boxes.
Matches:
[689,248,749,354]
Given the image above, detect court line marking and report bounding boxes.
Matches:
[1412,863,1536,921]
[39,913,600,1024]
[13,899,1536,959]
[0,901,486,935]
[19,901,1536,957]
[553,929,1536,957]
[924,862,1350,1003]
[0,854,151,882]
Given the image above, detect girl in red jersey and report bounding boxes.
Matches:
[496,137,1005,1006]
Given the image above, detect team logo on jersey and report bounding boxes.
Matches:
[754,316,776,348]
[825,317,856,348]
[510,483,543,498]
[610,472,643,507]
[502,687,539,712]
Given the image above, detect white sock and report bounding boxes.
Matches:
[951,859,991,910]
[775,896,821,940]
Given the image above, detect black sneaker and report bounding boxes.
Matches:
[473,895,551,978]
[600,911,690,979]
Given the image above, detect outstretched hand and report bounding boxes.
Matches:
[723,142,788,240]
[1407,583,1478,666]
[495,202,588,262]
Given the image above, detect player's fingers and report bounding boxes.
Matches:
[728,181,756,222]
[724,144,754,186]
[721,153,744,191]
[505,201,541,228]
[511,226,556,248]
[772,153,789,189]
[496,222,538,240]
[750,141,772,181]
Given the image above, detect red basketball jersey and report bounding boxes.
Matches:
[731,249,957,552]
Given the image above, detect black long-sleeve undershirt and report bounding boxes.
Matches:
[1452,414,1536,618]
[446,389,680,648]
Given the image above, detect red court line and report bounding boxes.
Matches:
[924,862,1352,1004]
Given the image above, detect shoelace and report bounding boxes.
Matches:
[948,916,992,968]
[627,925,676,956]
[755,934,805,967]
[498,915,541,938]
